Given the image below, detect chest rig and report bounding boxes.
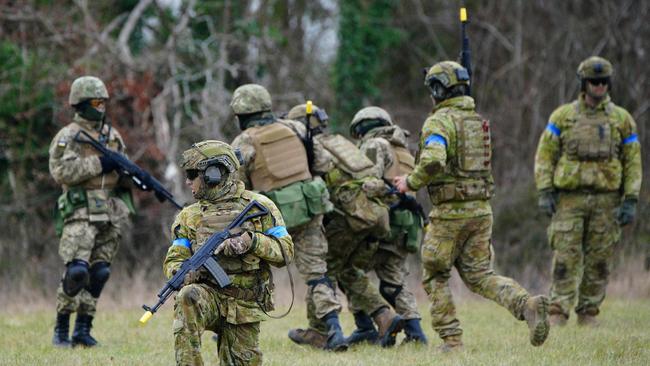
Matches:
[247,122,312,192]
[563,102,619,162]
[427,111,494,204]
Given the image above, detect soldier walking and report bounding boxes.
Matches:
[534,56,642,326]
[394,61,550,351]
[49,76,133,347]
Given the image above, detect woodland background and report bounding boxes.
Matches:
[1,0,648,305]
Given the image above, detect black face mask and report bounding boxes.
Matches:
[75,100,105,122]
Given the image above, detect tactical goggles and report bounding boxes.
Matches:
[185,169,200,180]
[586,77,609,86]
[88,99,106,108]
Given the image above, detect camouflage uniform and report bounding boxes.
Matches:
[229,87,344,350]
[49,76,131,347]
[534,56,642,323]
[166,140,293,365]
[405,61,549,348]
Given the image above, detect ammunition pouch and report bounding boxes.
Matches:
[221,281,275,312]
[389,208,423,253]
[55,188,87,236]
[565,115,616,161]
[427,179,494,204]
[264,179,331,229]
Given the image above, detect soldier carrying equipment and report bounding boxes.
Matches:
[140,200,268,324]
[74,130,182,210]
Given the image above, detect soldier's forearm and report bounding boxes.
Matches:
[51,156,103,186]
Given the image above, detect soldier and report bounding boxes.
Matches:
[346,106,427,345]
[229,85,347,351]
[286,103,404,348]
[534,56,642,326]
[394,61,550,351]
[166,140,293,365]
[49,76,132,347]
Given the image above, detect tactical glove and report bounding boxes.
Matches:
[216,232,254,257]
[99,155,118,174]
[616,198,637,226]
[538,189,557,218]
[183,269,203,286]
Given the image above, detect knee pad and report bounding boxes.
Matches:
[63,259,90,297]
[379,280,402,308]
[86,261,111,298]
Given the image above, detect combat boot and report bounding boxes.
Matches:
[549,313,568,327]
[372,307,403,348]
[438,335,463,352]
[323,312,348,352]
[52,312,71,347]
[71,314,98,347]
[288,328,328,349]
[402,318,428,345]
[523,295,550,347]
[346,312,378,345]
[577,312,599,327]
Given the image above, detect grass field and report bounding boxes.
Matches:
[2,298,649,366]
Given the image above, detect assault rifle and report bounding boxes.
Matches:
[384,178,426,221]
[139,200,269,324]
[74,130,182,210]
[459,7,472,96]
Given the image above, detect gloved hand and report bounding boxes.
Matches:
[616,198,637,226]
[215,232,254,257]
[99,155,118,174]
[538,189,557,218]
[183,269,203,286]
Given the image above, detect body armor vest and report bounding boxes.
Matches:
[247,122,311,192]
[193,195,270,290]
[563,102,618,162]
[68,122,122,190]
[428,112,494,204]
[384,144,415,181]
[320,134,375,187]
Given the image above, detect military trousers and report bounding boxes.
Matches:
[174,283,262,366]
[348,242,421,320]
[289,214,341,332]
[56,205,127,316]
[421,213,529,339]
[548,191,621,318]
[325,215,389,326]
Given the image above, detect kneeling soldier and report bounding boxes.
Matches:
[164,140,294,365]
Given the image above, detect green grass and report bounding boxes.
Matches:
[2,299,649,365]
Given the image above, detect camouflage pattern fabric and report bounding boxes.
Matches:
[548,192,621,318]
[422,215,529,338]
[164,181,293,365]
[406,96,493,219]
[49,116,130,316]
[231,116,339,333]
[173,283,262,366]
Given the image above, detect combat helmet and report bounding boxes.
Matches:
[181,140,240,186]
[423,61,470,101]
[350,106,393,138]
[287,103,329,132]
[577,56,613,80]
[230,84,272,115]
[69,76,109,106]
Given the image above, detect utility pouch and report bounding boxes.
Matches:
[302,178,332,216]
[389,209,423,253]
[57,188,87,219]
[265,181,310,229]
[114,188,136,215]
[337,185,390,236]
[86,189,110,222]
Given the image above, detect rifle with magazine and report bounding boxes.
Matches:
[139,200,269,324]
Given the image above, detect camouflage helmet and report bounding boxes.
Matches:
[577,56,613,80]
[181,140,240,173]
[287,103,329,129]
[69,76,109,106]
[350,106,393,137]
[230,84,272,115]
[424,61,470,89]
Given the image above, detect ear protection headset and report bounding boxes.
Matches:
[203,164,223,186]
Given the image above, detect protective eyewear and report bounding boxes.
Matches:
[185,169,200,180]
[587,78,609,86]
[88,99,106,108]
